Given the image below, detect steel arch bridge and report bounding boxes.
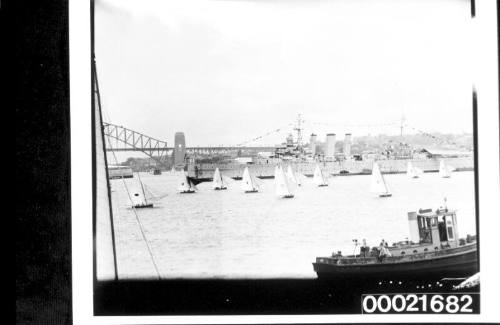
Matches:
[103,122,277,167]
[103,122,171,166]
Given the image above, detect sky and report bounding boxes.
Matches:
[95,0,473,149]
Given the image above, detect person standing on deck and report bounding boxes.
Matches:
[360,239,369,258]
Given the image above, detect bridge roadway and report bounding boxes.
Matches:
[106,146,276,153]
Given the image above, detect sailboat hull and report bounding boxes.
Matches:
[244,190,258,193]
[133,203,154,209]
[214,187,227,190]
[379,193,392,197]
[318,184,328,187]
[282,194,294,198]
[180,190,196,194]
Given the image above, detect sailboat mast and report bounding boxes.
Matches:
[93,56,118,280]
[137,171,148,204]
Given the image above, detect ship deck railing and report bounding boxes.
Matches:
[316,242,476,266]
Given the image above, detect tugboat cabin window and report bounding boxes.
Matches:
[417,216,432,244]
[446,217,455,240]
[431,217,437,227]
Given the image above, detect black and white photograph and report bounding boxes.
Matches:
[31,0,496,322]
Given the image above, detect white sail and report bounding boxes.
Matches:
[275,165,295,197]
[241,166,258,192]
[313,164,328,186]
[286,165,301,186]
[370,162,391,196]
[439,159,451,178]
[128,185,148,206]
[178,172,196,192]
[407,161,423,178]
[212,167,226,189]
[128,173,153,207]
[407,162,415,178]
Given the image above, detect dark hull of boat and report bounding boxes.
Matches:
[379,193,392,197]
[133,203,154,209]
[318,184,328,187]
[180,191,196,194]
[214,187,227,190]
[282,195,294,198]
[245,190,258,193]
[313,249,477,281]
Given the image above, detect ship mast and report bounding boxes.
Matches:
[294,114,304,151]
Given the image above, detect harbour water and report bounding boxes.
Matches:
[110,171,476,279]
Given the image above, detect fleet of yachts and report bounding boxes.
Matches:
[124,159,456,209]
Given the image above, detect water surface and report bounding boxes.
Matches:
[110,171,476,279]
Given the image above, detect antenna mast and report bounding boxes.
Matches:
[400,115,405,138]
[294,114,304,150]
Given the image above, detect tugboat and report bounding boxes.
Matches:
[313,206,477,280]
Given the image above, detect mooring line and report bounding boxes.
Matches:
[106,135,162,280]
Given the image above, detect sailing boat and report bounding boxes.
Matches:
[212,167,227,190]
[241,166,259,193]
[407,161,423,178]
[370,162,392,197]
[178,172,197,193]
[275,165,295,198]
[286,165,301,187]
[313,164,328,187]
[129,173,154,208]
[439,159,453,178]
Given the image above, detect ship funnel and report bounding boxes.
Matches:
[325,133,336,158]
[344,133,352,158]
[309,133,317,156]
[407,211,420,244]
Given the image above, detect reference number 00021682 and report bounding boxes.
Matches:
[361,293,479,314]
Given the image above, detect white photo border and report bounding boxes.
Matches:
[71,0,500,323]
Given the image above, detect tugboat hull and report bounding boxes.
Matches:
[313,247,477,281]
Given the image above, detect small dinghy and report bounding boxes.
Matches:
[212,167,228,190]
[407,161,423,178]
[370,162,392,197]
[286,165,301,187]
[275,165,295,198]
[439,159,454,178]
[178,172,197,193]
[241,166,259,193]
[313,164,328,187]
[129,173,154,208]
